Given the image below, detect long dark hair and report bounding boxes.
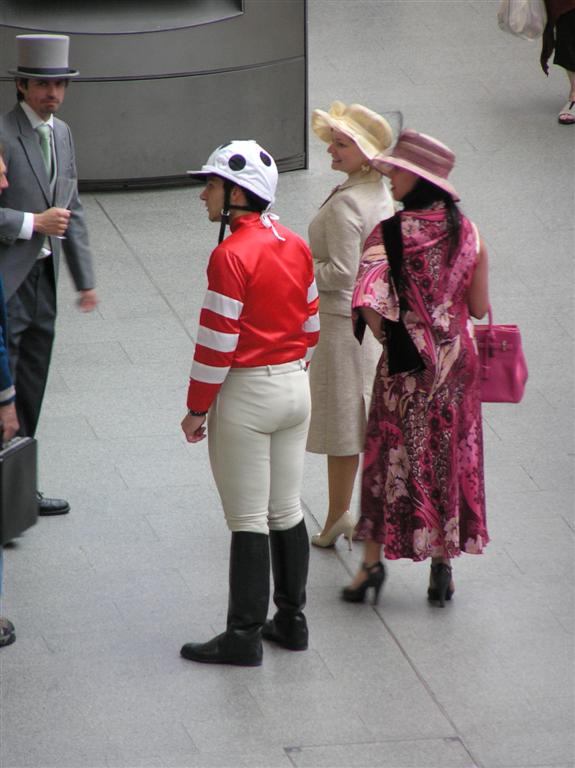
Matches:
[401,177,461,264]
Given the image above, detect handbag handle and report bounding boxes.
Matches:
[478,305,495,376]
[484,305,495,350]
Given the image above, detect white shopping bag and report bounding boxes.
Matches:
[497,0,546,40]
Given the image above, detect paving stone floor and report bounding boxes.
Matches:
[1,2,573,767]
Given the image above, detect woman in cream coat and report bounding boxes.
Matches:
[307,101,395,548]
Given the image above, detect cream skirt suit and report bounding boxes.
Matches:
[307,168,394,455]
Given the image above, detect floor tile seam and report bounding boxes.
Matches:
[286,733,470,748]
[301,498,319,531]
[502,545,530,577]
[374,608,483,768]
[283,733,479,762]
[517,462,543,491]
[308,507,484,766]
[101,718,200,758]
[94,196,195,343]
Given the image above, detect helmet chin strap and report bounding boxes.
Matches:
[218,182,233,244]
[217,184,262,244]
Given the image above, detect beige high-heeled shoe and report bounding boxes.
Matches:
[311,510,354,550]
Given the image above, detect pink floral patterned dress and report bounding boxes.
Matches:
[352,204,488,561]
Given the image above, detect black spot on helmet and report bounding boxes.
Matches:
[228,154,246,171]
[260,152,272,167]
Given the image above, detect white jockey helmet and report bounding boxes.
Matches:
[188,140,278,205]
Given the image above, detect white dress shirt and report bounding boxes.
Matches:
[17,102,56,247]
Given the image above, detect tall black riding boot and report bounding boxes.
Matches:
[262,518,309,651]
[181,531,270,666]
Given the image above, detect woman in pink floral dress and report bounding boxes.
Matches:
[342,130,490,606]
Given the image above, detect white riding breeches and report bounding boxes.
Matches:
[207,360,311,534]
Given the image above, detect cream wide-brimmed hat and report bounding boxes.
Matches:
[311,101,393,161]
[9,34,79,79]
[371,129,459,200]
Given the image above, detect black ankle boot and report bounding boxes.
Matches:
[428,562,454,607]
[262,519,309,651]
[181,531,270,666]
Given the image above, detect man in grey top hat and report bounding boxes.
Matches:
[0,34,98,516]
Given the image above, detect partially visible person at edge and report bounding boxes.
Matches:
[341,130,489,608]
[0,145,20,649]
[305,101,395,550]
[541,0,575,124]
[0,34,98,518]
[179,141,320,666]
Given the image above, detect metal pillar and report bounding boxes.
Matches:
[0,0,308,189]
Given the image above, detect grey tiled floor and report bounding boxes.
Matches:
[1,2,574,767]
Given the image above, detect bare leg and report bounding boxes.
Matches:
[319,454,360,535]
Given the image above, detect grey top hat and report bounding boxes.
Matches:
[9,34,79,78]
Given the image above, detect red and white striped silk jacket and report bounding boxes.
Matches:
[187,213,320,413]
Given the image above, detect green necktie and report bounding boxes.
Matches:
[36,124,52,178]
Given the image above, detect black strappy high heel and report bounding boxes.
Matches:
[341,561,386,605]
[427,563,453,607]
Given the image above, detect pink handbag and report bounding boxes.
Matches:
[475,306,528,403]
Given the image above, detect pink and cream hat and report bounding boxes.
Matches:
[371,129,459,200]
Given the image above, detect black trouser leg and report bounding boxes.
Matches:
[6,260,56,439]
[263,518,309,651]
[181,532,270,666]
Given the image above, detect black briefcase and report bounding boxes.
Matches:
[0,436,38,545]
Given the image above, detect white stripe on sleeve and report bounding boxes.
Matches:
[203,289,243,320]
[190,360,230,385]
[307,279,318,303]
[303,313,320,333]
[196,326,239,353]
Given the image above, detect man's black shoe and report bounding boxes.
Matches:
[37,492,70,516]
[0,618,16,648]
